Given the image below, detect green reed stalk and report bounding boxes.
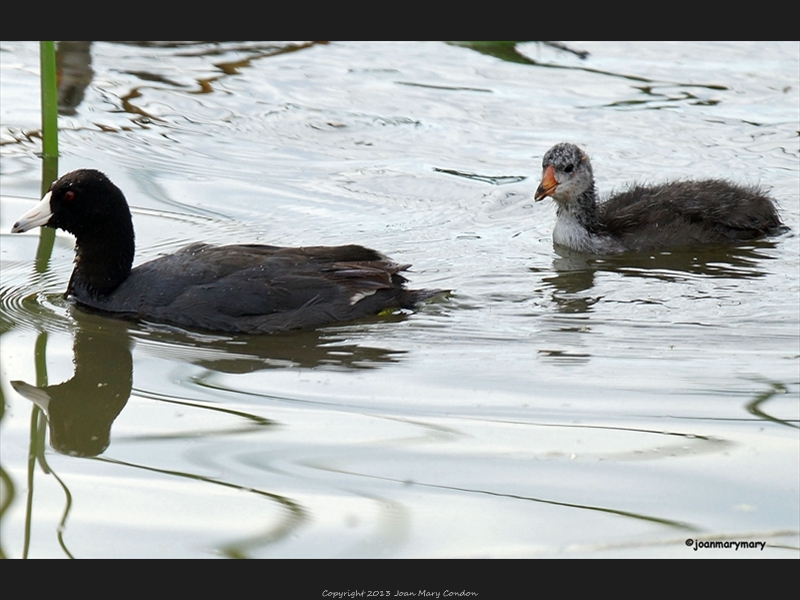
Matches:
[36,41,57,270]
[39,41,58,162]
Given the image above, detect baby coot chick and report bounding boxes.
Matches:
[12,169,436,334]
[534,142,786,254]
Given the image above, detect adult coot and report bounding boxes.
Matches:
[534,143,787,254]
[12,169,437,334]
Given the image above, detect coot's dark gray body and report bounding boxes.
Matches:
[12,169,435,334]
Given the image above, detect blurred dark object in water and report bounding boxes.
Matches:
[56,41,93,116]
[450,41,588,65]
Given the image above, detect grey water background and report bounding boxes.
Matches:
[0,41,798,558]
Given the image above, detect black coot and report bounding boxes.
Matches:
[534,142,787,254]
[12,169,437,334]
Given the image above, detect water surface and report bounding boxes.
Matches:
[1,41,798,558]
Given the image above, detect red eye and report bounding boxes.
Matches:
[64,190,76,202]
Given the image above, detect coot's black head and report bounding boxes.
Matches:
[12,169,132,240]
[12,169,136,298]
[534,142,595,204]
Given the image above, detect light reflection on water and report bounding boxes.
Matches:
[1,41,798,558]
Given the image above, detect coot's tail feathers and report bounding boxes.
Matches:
[350,285,446,315]
[769,224,792,237]
[317,250,446,310]
[723,223,791,242]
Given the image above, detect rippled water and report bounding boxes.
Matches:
[1,41,798,559]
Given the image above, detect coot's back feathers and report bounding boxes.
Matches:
[76,242,428,334]
[12,169,436,334]
[601,180,785,247]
